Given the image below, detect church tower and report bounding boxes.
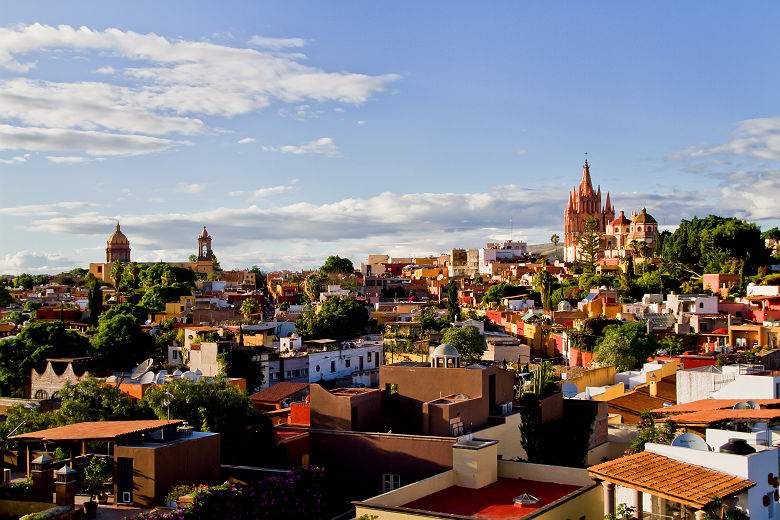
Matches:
[197,226,214,261]
[106,222,131,263]
[563,160,614,262]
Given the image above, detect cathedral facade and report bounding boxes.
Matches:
[563,160,657,263]
[563,160,614,262]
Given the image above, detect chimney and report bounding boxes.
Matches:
[30,454,54,502]
[452,439,498,489]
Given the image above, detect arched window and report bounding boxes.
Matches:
[34,390,49,400]
[51,391,60,399]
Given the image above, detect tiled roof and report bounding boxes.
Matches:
[589,451,755,508]
[608,392,670,423]
[652,399,780,414]
[12,420,183,442]
[250,382,309,403]
[666,408,780,425]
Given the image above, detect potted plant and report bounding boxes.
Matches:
[83,455,111,518]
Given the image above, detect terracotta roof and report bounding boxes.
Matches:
[666,409,780,425]
[607,392,671,423]
[12,420,183,443]
[652,399,780,414]
[589,451,755,508]
[250,382,309,403]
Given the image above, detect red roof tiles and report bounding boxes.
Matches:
[12,420,183,442]
[589,451,755,508]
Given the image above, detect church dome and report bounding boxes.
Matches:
[199,226,210,239]
[609,211,630,227]
[632,208,656,224]
[108,223,129,245]
[432,343,460,357]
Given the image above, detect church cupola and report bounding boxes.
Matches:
[106,222,131,263]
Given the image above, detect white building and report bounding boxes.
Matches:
[308,341,384,383]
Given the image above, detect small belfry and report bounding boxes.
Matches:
[563,160,614,262]
[105,222,131,263]
[197,226,214,261]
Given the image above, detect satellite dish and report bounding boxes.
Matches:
[562,381,578,399]
[139,372,155,384]
[182,371,196,382]
[747,401,761,410]
[105,375,116,383]
[671,433,711,451]
[733,402,751,410]
[437,274,444,281]
[194,369,202,376]
[173,369,182,377]
[155,372,166,384]
[513,494,539,505]
[130,358,154,380]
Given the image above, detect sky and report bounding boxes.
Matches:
[0,1,779,274]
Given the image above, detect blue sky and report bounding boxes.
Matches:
[0,2,778,274]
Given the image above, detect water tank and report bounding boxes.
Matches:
[719,438,756,455]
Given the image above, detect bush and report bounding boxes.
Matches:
[19,506,73,520]
[130,467,326,520]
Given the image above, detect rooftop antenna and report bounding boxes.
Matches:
[509,217,513,242]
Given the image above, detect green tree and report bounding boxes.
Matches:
[0,321,91,396]
[139,283,192,311]
[595,322,659,372]
[418,310,449,335]
[305,274,324,302]
[532,270,555,311]
[441,325,485,364]
[320,255,354,276]
[240,298,260,318]
[0,285,16,307]
[98,303,149,325]
[13,274,35,290]
[295,297,368,341]
[550,234,559,247]
[111,259,125,289]
[594,334,635,372]
[447,281,460,321]
[219,347,264,393]
[577,216,602,273]
[58,377,138,423]
[87,280,104,324]
[142,379,265,464]
[189,254,198,263]
[481,282,524,305]
[0,405,61,449]
[92,313,155,369]
[70,268,89,277]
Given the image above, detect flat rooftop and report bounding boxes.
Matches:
[402,478,580,519]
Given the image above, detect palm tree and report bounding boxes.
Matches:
[533,269,555,312]
[550,234,559,248]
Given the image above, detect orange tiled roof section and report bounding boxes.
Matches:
[589,452,755,508]
[250,382,310,403]
[652,399,780,414]
[665,408,780,425]
[12,420,184,442]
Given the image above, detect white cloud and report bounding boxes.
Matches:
[248,35,306,50]
[356,120,366,125]
[227,190,245,197]
[0,251,79,275]
[262,137,341,157]
[45,155,104,163]
[0,153,29,164]
[176,183,206,194]
[687,117,780,162]
[237,137,255,144]
[0,24,398,157]
[0,201,108,218]
[517,149,527,155]
[250,185,295,199]
[0,124,187,156]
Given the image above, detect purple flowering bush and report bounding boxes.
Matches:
[131,467,326,520]
[625,411,676,455]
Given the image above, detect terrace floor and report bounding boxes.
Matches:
[403,478,580,519]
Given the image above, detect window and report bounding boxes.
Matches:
[345,359,351,368]
[172,350,179,360]
[285,371,292,379]
[698,302,704,309]
[315,365,320,372]
[301,368,308,376]
[331,361,336,372]
[382,474,400,492]
[367,352,372,363]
